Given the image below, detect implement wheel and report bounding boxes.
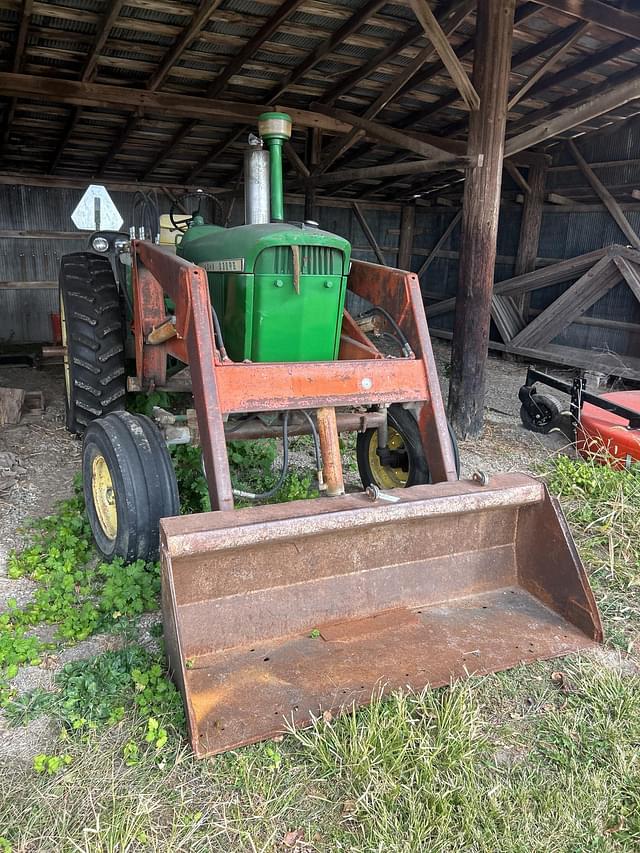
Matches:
[356,404,460,489]
[83,412,180,563]
[519,393,562,434]
[59,252,126,434]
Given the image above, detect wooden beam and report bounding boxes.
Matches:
[523,36,638,105]
[504,161,531,195]
[568,139,640,251]
[396,11,576,133]
[427,247,613,318]
[397,205,416,270]
[150,0,387,181]
[267,0,387,103]
[147,0,224,90]
[304,127,321,222]
[49,0,127,173]
[510,256,620,349]
[1,0,34,150]
[352,203,386,265]
[505,70,640,156]
[448,0,516,439]
[507,21,590,110]
[315,156,476,186]
[0,171,407,211]
[613,255,640,305]
[408,0,479,111]
[416,209,461,279]
[532,0,640,41]
[315,0,475,174]
[313,105,464,158]
[284,141,310,179]
[0,73,354,134]
[514,161,547,319]
[119,0,307,178]
[514,162,547,273]
[319,24,424,106]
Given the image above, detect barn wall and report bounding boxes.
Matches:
[0,184,402,344]
[416,122,640,356]
[3,119,640,352]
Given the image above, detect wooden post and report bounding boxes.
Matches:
[514,161,547,316]
[398,205,416,270]
[448,0,516,439]
[304,128,321,222]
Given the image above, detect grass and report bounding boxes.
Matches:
[0,451,639,851]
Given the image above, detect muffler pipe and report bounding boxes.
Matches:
[244,136,270,225]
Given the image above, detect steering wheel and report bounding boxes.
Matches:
[169,191,223,232]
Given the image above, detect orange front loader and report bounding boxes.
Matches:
[121,241,602,757]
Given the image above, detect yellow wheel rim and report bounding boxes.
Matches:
[367,426,409,489]
[91,454,118,540]
[60,298,71,401]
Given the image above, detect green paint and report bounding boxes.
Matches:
[177,222,351,363]
[258,112,292,222]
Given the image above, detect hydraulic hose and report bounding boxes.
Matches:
[232,412,290,500]
[359,306,414,358]
[211,307,229,361]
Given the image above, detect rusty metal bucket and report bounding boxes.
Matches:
[160,472,602,758]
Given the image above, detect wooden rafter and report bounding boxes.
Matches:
[139,0,308,180]
[352,202,386,264]
[533,0,640,41]
[1,0,34,150]
[0,74,355,133]
[49,0,126,172]
[146,0,224,92]
[267,0,388,103]
[328,4,544,192]
[176,0,390,184]
[507,21,590,110]
[94,0,226,175]
[318,23,424,107]
[505,70,640,155]
[568,139,640,250]
[315,155,476,185]
[408,0,479,110]
[313,105,463,159]
[315,0,475,175]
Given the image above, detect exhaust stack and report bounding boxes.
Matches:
[244,136,271,225]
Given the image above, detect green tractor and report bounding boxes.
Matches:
[59,111,458,562]
[57,112,602,760]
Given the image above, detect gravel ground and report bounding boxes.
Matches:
[0,346,573,761]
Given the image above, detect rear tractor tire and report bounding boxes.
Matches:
[356,404,460,490]
[59,252,126,434]
[83,411,180,563]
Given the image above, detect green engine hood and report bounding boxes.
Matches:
[177,222,351,274]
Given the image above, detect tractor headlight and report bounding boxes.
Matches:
[92,236,110,252]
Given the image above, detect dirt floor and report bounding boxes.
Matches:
[0,342,572,763]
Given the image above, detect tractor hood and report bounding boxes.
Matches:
[177,221,351,276]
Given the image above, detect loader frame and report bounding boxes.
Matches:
[127,239,458,510]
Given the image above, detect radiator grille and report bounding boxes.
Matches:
[255,245,344,276]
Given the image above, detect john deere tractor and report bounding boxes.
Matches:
[59,111,458,562]
[57,112,602,760]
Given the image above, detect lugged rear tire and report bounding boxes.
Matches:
[83,411,180,563]
[59,252,126,434]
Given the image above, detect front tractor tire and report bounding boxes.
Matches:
[83,412,180,563]
[356,404,460,489]
[59,252,126,434]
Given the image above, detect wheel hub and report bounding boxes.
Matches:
[368,427,410,488]
[91,454,118,540]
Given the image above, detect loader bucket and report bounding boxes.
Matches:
[160,472,602,758]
